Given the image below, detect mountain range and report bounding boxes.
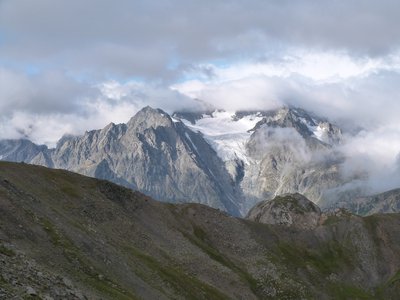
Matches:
[0,105,397,216]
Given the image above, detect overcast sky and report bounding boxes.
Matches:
[1,0,400,184]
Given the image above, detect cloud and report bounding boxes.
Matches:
[1,0,400,80]
[174,54,400,196]
[0,68,96,115]
[249,126,311,163]
[173,76,284,112]
[338,126,400,192]
[174,52,400,128]
[0,94,144,147]
[99,80,202,113]
[0,69,201,146]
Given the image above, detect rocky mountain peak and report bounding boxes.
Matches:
[127,106,174,131]
[99,122,126,138]
[246,193,322,229]
[102,122,116,132]
[0,139,48,162]
[252,107,316,137]
[56,134,78,148]
[249,107,342,146]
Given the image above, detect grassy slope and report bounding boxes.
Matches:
[1,162,400,299]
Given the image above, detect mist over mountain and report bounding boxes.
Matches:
[2,78,400,206]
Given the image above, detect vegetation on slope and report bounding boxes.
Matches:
[1,161,400,299]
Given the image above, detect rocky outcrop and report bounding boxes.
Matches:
[246,193,322,229]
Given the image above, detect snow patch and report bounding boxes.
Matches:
[182,111,262,163]
[184,132,199,154]
[297,115,329,143]
[305,123,330,143]
[313,125,326,141]
[171,116,181,123]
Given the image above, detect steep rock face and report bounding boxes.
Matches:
[239,107,346,211]
[174,106,349,213]
[55,107,244,215]
[0,139,52,166]
[251,107,342,144]
[246,193,322,230]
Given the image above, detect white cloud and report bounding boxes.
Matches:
[212,51,386,83]
[173,76,284,112]
[177,50,400,89]
[2,0,400,80]
[172,51,400,195]
[0,70,203,146]
[174,51,400,125]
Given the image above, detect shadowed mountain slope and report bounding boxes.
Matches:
[1,162,400,299]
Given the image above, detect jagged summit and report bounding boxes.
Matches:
[251,107,342,145]
[127,106,175,130]
[56,134,78,148]
[252,107,316,133]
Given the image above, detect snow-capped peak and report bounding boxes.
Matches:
[174,107,342,166]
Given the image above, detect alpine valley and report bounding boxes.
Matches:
[0,105,397,216]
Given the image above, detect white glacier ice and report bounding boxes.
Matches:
[181,111,263,164]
